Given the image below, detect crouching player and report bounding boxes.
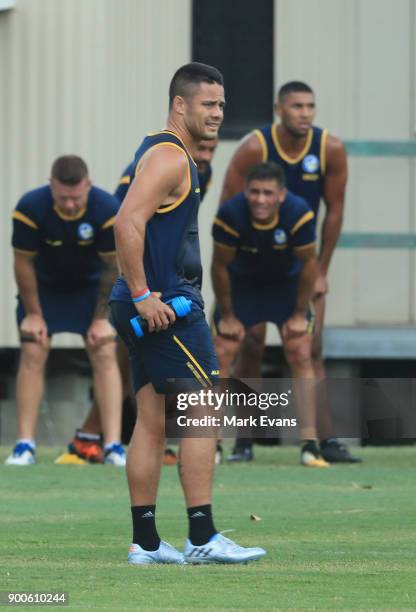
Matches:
[211,162,329,467]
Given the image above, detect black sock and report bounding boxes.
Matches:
[187,504,217,546]
[320,437,337,446]
[235,438,252,450]
[302,440,319,454]
[131,505,161,551]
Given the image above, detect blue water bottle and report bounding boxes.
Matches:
[130,296,192,338]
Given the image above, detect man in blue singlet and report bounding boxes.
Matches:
[65,138,218,464]
[109,63,265,565]
[220,81,360,465]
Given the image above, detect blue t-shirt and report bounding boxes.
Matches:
[212,191,316,285]
[12,185,118,291]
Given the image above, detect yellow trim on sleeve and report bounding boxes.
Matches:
[13,248,38,256]
[213,218,240,238]
[98,250,117,257]
[119,175,131,185]
[272,244,288,250]
[12,211,39,230]
[293,241,316,251]
[320,129,328,175]
[101,216,116,230]
[253,129,268,162]
[290,211,315,235]
[272,123,313,165]
[172,335,212,386]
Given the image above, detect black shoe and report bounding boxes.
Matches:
[227,444,254,462]
[320,440,362,464]
[300,441,329,468]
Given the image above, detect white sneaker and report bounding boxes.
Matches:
[5,442,36,466]
[184,533,266,564]
[104,443,126,467]
[128,541,185,565]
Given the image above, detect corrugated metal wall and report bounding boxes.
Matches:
[275,0,416,326]
[200,0,416,337]
[0,0,414,347]
[0,0,190,347]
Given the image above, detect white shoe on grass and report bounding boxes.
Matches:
[5,442,36,466]
[184,532,266,564]
[104,443,126,466]
[128,541,185,565]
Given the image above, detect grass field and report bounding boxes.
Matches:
[0,445,415,610]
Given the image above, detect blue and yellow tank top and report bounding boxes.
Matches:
[110,130,203,307]
[254,124,327,218]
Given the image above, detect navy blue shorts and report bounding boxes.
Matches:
[214,274,314,329]
[16,284,99,337]
[110,300,219,394]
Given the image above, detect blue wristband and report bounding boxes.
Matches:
[132,290,151,303]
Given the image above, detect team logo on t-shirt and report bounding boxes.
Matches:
[273,229,287,244]
[78,223,94,240]
[302,154,320,173]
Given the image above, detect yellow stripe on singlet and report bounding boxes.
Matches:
[133,142,191,214]
[320,128,328,175]
[253,129,268,162]
[271,123,313,165]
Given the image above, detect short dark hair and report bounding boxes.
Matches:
[247,162,286,188]
[169,62,224,108]
[51,155,89,185]
[278,81,313,102]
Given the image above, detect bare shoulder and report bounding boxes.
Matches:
[236,131,264,155]
[139,142,189,175]
[240,130,261,151]
[324,132,347,172]
[229,130,264,167]
[326,132,345,154]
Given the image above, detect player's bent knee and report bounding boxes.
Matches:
[241,328,265,360]
[214,336,240,363]
[285,346,313,370]
[87,341,118,369]
[311,337,323,362]
[19,342,49,370]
